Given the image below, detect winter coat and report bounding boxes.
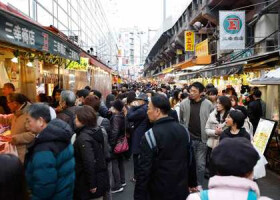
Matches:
[180,98,214,143]
[248,99,263,131]
[110,112,125,153]
[220,127,251,141]
[134,117,197,200]
[99,101,110,119]
[0,102,35,163]
[127,104,150,154]
[74,126,109,200]
[205,109,229,148]
[57,106,78,131]
[187,175,272,200]
[25,119,75,200]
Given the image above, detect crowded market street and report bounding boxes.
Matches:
[0,0,280,200]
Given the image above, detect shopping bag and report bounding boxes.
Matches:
[114,136,129,154]
[0,141,18,156]
[253,147,268,179]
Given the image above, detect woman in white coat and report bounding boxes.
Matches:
[205,96,232,149]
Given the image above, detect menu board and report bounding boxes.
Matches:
[253,119,277,155]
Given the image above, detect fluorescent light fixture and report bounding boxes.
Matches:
[11,57,18,63]
[27,61,33,67]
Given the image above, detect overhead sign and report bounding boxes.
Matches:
[195,39,209,57]
[0,9,80,61]
[184,31,195,51]
[219,11,245,50]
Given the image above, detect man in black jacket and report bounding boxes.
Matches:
[248,90,263,134]
[134,94,197,200]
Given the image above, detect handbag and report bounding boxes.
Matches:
[114,136,129,154]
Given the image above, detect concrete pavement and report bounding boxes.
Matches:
[113,159,280,200]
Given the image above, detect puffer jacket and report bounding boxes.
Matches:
[74,126,109,200]
[186,175,271,200]
[205,109,229,149]
[127,104,150,154]
[25,119,75,200]
[0,102,35,162]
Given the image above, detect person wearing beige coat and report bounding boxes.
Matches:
[0,93,35,163]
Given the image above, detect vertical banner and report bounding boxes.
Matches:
[219,11,245,50]
[185,31,195,51]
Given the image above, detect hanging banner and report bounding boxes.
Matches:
[0,9,80,61]
[219,11,245,50]
[184,31,195,51]
[195,39,209,57]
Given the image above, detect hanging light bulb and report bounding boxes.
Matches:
[11,57,18,63]
[27,61,33,67]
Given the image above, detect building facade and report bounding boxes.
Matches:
[2,0,118,69]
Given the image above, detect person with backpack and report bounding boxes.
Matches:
[57,90,77,131]
[134,94,197,200]
[74,105,110,200]
[187,137,271,200]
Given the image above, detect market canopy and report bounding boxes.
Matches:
[250,68,280,85]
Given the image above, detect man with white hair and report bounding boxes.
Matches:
[57,90,77,130]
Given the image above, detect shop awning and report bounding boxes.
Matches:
[0,8,80,61]
[250,67,280,85]
[162,67,174,74]
[174,58,195,70]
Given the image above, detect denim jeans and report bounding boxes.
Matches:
[192,139,208,186]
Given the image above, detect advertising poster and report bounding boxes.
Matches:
[184,31,195,51]
[253,119,277,155]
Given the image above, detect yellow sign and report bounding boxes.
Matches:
[195,39,209,57]
[185,31,195,51]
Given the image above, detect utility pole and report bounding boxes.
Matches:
[163,0,166,23]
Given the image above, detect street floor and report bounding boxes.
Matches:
[113,159,280,200]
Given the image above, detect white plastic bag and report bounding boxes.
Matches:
[253,147,268,179]
[0,141,18,156]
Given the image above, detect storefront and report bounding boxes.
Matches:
[0,7,80,101]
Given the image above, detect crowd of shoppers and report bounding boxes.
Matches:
[0,81,271,200]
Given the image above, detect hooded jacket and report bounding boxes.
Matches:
[25,119,75,200]
[74,126,109,200]
[187,175,271,200]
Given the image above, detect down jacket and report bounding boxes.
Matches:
[74,126,109,200]
[25,119,75,200]
[187,175,271,200]
[127,104,150,154]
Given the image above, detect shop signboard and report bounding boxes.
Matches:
[0,9,80,61]
[184,31,195,51]
[219,11,245,50]
[195,39,211,64]
[195,39,209,57]
[253,118,277,155]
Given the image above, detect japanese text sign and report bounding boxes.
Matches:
[0,10,80,61]
[195,39,209,57]
[185,31,195,51]
[219,11,245,50]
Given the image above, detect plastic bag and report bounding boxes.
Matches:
[0,141,18,156]
[253,147,268,179]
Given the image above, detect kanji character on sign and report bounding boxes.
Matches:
[13,25,22,41]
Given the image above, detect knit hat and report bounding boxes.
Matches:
[112,100,124,112]
[211,137,259,177]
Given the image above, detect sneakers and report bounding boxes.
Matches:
[111,187,124,194]
[121,182,127,187]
